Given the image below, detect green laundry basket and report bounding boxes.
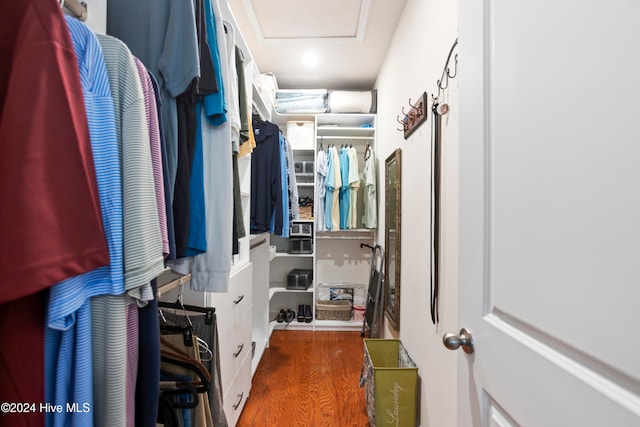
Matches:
[360,339,418,427]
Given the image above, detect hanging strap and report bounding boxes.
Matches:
[430,105,442,325]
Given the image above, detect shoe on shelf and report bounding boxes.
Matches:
[277,309,286,323]
[285,308,296,323]
[305,305,313,323]
[297,305,305,323]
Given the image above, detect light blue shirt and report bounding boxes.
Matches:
[271,132,290,236]
[339,147,350,229]
[46,16,123,427]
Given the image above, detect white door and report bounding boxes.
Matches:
[456,1,640,425]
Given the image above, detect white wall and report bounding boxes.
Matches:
[374,0,458,425]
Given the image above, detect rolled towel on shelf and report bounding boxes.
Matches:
[328,90,377,114]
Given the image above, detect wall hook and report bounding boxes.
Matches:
[399,92,428,140]
[447,54,458,79]
[396,115,408,132]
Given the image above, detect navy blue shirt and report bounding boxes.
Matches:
[251,119,283,234]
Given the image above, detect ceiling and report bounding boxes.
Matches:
[227,0,407,90]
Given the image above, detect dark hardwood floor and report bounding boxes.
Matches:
[237,330,370,427]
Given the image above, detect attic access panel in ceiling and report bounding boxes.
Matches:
[249,0,369,40]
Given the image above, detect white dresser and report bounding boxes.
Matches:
[182,261,253,426]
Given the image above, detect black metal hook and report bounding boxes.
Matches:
[447,54,458,79]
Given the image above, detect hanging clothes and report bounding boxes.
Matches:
[339,146,350,229]
[186,102,208,257]
[136,279,161,427]
[361,147,377,228]
[45,16,124,427]
[236,46,254,154]
[0,0,109,305]
[135,57,169,257]
[191,0,233,293]
[285,137,300,221]
[251,118,283,234]
[90,32,165,427]
[160,309,227,426]
[331,146,341,230]
[316,148,328,232]
[347,146,360,229]
[107,0,200,211]
[148,71,178,260]
[173,77,200,258]
[324,146,336,231]
[275,132,290,237]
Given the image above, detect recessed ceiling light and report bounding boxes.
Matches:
[301,52,319,67]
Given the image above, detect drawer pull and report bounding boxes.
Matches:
[250,237,267,249]
[233,294,245,305]
[232,392,244,411]
[233,343,244,358]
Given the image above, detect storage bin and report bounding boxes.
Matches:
[287,121,315,149]
[290,222,313,237]
[317,282,367,306]
[287,269,313,290]
[289,237,312,254]
[360,339,418,427]
[353,304,365,322]
[315,300,352,321]
[294,160,314,176]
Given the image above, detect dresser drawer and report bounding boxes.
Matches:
[229,264,252,329]
[209,262,253,395]
[223,351,252,427]
[218,315,252,394]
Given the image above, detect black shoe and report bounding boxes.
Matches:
[305,305,313,323]
[285,309,296,323]
[297,304,305,323]
[277,309,286,323]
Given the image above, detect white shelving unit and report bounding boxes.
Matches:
[265,112,377,332]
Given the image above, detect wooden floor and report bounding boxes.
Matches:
[237,330,370,427]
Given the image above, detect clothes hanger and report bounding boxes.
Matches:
[197,337,213,362]
[160,341,211,394]
[158,278,215,325]
[160,352,210,390]
[159,371,201,409]
[160,323,195,346]
[161,334,211,381]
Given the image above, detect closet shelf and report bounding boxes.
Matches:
[271,320,314,331]
[269,285,313,300]
[316,230,375,240]
[272,252,314,258]
[316,135,374,141]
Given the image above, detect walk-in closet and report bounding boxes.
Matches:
[4,0,640,426]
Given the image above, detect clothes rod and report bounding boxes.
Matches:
[63,0,88,21]
[157,273,192,299]
[316,136,374,140]
[316,235,374,240]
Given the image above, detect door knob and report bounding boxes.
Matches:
[442,328,474,354]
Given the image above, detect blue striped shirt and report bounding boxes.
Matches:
[45,16,123,427]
